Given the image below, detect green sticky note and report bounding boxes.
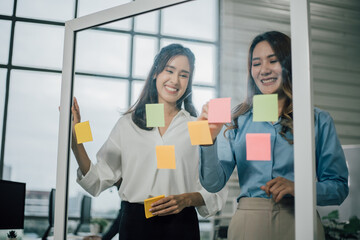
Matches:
[253,94,278,122]
[146,103,165,127]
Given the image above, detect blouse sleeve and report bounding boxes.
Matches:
[199,127,236,193]
[315,110,349,206]
[77,123,122,197]
[196,179,228,218]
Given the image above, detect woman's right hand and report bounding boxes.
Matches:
[198,102,224,141]
[71,97,81,145]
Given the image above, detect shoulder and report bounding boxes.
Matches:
[314,107,333,126]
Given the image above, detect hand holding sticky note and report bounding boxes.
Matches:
[146,103,165,127]
[187,121,213,145]
[246,133,271,161]
[144,195,165,218]
[208,98,231,123]
[74,121,93,144]
[253,94,278,122]
[156,145,176,169]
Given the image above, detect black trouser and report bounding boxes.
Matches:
[119,201,200,240]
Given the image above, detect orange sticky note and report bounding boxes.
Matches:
[187,121,213,145]
[74,121,93,144]
[144,195,165,219]
[208,98,231,123]
[156,145,176,169]
[246,133,271,161]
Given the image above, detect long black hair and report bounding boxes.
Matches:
[125,43,197,130]
[227,31,293,144]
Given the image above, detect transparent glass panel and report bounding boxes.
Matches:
[134,10,159,34]
[132,36,158,79]
[131,80,145,105]
[0,69,6,155]
[192,86,216,114]
[0,20,11,64]
[12,22,64,70]
[16,0,75,22]
[0,0,14,16]
[78,0,132,30]
[161,0,217,41]
[75,29,130,76]
[68,75,128,220]
[161,39,216,85]
[4,70,61,190]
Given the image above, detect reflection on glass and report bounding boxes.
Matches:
[133,36,158,79]
[4,70,61,190]
[134,11,159,34]
[192,86,216,114]
[161,39,216,85]
[162,0,217,41]
[0,0,14,16]
[76,29,131,76]
[78,0,132,30]
[12,22,64,69]
[69,76,129,219]
[0,20,11,64]
[131,80,145,105]
[16,0,75,22]
[0,69,6,151]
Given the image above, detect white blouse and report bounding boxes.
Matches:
[77,109,228,217]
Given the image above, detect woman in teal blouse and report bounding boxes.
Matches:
[198,31,349,240]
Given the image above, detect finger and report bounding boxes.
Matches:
[151,205,178,216]
[275,188,291,203]
[269,181,284,194]
[271,185,286,201]
[151,197,171,207]
[260,185,270,196]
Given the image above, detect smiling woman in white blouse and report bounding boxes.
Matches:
[71,44,227,240]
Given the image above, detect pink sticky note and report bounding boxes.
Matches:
[246,133,271,161]
[208,98,231,123]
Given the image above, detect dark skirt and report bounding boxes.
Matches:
[118,201,200,240]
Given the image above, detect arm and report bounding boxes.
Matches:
[71,97,91,176]
[315,111,349,206]
[198,103,236,192]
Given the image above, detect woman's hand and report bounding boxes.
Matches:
[260,177,294,202]
[198,102,224,141]
[149,192,204,216]
[71,97,81,145]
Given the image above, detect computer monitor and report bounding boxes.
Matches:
[0,180,26,229]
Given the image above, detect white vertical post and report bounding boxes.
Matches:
[290,0,317,240]
[54,22,75,240]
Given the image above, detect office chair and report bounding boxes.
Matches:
[42,188,56,240]
[74,195,92,235]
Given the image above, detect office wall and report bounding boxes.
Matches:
[220,0,360,145]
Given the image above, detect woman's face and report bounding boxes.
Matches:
[251,40,283,95]
[156,55,190,106]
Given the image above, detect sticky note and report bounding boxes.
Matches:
[156,145,176,169]
[74,121,93,144]
[253,94,278,122]
[187,121,213,145]
[246,133,271,161]
[144,195,165,219]
[146,103,165,127]
[208,98,231,123]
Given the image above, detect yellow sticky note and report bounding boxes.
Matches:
[144,195,165,219]
[74,121,93,144]
[156,145,176,169]
[187,121,213,145]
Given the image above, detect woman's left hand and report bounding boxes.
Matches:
[260,177,294,202]
[149,194,190,216]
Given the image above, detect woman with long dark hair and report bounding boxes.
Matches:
[71,44,227,240]
[198,31,348,240]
